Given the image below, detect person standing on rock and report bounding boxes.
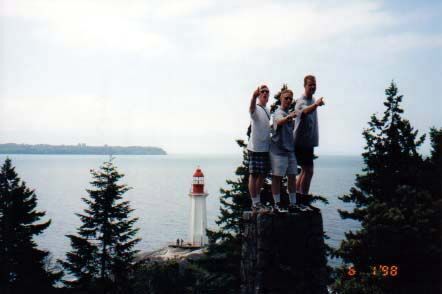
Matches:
[248,85,271,211]
[269,88,306,213]
[293,75,325,209]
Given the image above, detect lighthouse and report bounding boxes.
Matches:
[189,167,209,247]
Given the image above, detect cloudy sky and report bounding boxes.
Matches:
[1,0,441,155]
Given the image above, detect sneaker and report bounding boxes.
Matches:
[273,202,287,213]
[288,203,302,213]
[252,202,266,212]
[302,194,320,212]
[305,203,320,212]
[298,204,313,212]
[252,202,272,213]
[264,202,275,212]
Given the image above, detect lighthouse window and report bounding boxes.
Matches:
[197,177,204,184]
[193,178,198,184]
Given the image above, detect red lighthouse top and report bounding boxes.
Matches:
[191,167,205,194]
[193,168,204,178]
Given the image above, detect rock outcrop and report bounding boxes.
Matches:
[136,245,206,263]
[241,210,328,294]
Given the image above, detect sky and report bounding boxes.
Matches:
[1,0,441,155]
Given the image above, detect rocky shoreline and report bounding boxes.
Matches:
[135,245,206,264]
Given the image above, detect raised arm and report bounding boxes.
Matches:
[249,87,260,114]
[302,97,324,115]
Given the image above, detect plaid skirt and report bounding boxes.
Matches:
[248,151,270,175]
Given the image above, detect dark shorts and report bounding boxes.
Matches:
[248,151,270,175]
[295,146,314,167]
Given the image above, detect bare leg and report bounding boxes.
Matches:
[296,169,305,194]
[255,175,265,196]
[271,175,281,197]
[301,165,314,195]
[287,174,297,193]
[248,174,257,198]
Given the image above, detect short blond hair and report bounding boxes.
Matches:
[259,84,269,91]
[304,75,316,86]
[280,89,293,98]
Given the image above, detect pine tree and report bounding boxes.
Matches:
[61,158,140,293]
[332,82,441,293]
[199,85,298,291]
[203,89,282,279]
[132,260,218,294]
[199,139,272,292]
[425,127,442,197]
[0,158,61,293]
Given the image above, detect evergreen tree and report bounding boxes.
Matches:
[132,260,222,294]
[0,158,61,293]
[198,86,293,291]
[200,139,272,292]
[60,158,140,293]
[202,87,284,282]
[424,127,442,197]
[332,82,441,293]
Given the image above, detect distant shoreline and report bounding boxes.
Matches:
[0,143,167,155]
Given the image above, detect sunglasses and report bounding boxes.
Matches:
[260,89,269,94]
[283,96,293,101]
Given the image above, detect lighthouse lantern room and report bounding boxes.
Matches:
[189,167,209,247]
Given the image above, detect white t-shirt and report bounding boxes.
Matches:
[248,104,271,152]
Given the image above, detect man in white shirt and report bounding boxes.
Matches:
[248,85,271,211]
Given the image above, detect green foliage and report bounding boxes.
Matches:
[132,260,226,294]
[199,139,267,292]
[331,268,388,294]
[425,127,442,196]
[0,158,61,293]
[200,85,290,289]
[60,158,140,293]
[332,82,441,293]
[197,137,273,292]
[132,261,184,294]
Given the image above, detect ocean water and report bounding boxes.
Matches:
[0,154,361,265]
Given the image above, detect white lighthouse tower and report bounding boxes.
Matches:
[189,167,209,247]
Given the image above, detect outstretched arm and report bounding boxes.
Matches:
[276,111,297,126]
[302,97,325,115]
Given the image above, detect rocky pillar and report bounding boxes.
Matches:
[241,210,328,294]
